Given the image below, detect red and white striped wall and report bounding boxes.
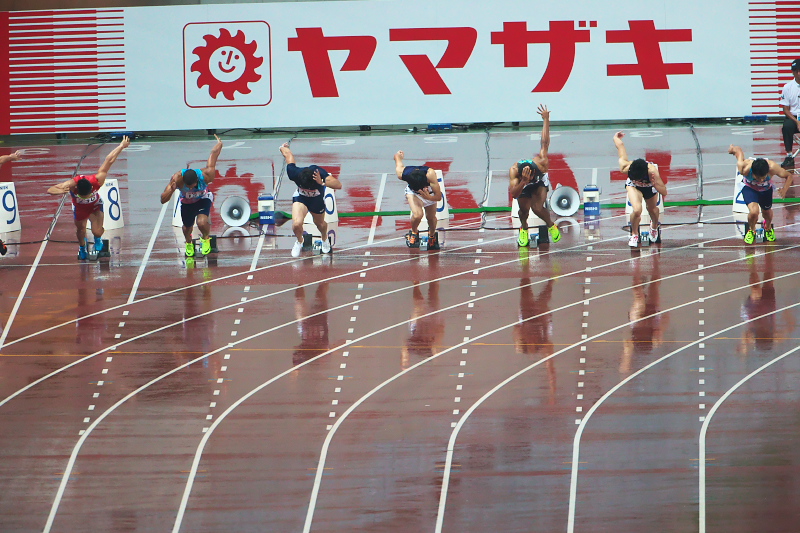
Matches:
[750,1,800,115]
[0,8,126,134]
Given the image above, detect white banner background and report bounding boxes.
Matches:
[120,0,749,129]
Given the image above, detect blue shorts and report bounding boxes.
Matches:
[293,194,325,215]
[741,186,772,210]
[181,198,212,227]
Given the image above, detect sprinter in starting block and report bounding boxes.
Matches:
[48,136,130,260]
[280,142,342,258]
[728,144,793,244]
[161,135,223,257]
[614,131,668,248]
[509,104,561,247]
[394,150,443,249]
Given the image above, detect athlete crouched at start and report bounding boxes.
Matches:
[508,104,561,247]
[47,136,130,260]
[280,142,343,258]
[729,144,793,244]
[394,150,443,249]
[613,131,668,248]
[161,135,223,258]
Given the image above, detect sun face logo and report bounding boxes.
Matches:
[191,28,263,101]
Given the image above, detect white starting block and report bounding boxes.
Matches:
[0,182,22,233]
[625,192,662,227]
[413,170,449,232]
[87,179,124,230]
[732,171,760,216]
[303,188,339,225]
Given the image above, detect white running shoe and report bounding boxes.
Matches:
[649,225,659,242]
[628,234,639,248]
[321,238,331,254]
[291,240,303,257]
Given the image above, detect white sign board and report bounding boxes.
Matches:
[0,182,21,233]
[0,0,785,134]
[87,179,125,230]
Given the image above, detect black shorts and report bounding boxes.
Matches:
[629,185,657,200]
[741,186,773,210]
[518,182,547,199]
[294,194,325,215]
[181,198,212,227]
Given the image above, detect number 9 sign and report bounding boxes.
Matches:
[0,182,22,233]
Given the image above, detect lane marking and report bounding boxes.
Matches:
[0,240,50,351]
[127,201,169,304]
[367,173,388,245]
[698,343,800,533]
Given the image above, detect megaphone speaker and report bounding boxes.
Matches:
[549,186,580,217]
[220,196,251,227]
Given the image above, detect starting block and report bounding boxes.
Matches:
[86,239,111,261]
[191,235,219,255]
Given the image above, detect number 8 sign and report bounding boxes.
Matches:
[87,179,125,230]
[0,182,22,233]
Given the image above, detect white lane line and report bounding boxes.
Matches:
[567,290,800,533]
[698,343,800,533]
[367,173,388,245]
[249,231,267,272]
[1,226,513,409]
[126,201,169,305]
[173,213,773,531]
[308,247,800,533]
[2,211,495,351]
[44,211,749,527]
[0,239,49,351]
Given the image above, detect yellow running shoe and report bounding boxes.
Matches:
[743,230,755,245]
[185,242,195,257]
[548,224,561,243]
[765,227,776,242]
[201,237,212,255]
[517,228,529,247]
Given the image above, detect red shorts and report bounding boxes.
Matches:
[73,201,102,222]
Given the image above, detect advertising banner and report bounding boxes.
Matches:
[0,0,797,134]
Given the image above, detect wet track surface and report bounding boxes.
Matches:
[2,125,800,532]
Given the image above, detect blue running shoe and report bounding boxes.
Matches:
[78,246,88,260]
[94,236,104,253]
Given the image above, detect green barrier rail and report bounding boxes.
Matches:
[262,198,800,219]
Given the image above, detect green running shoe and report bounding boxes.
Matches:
[743,230,755,245]
[517,228,529,247]
[548,224,561,243]
[765,227,776,242]
[185,242,195,257]
[200,237,212,255]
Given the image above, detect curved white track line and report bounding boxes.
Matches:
[698,344,800,533]
[2,214,488,351]
[0,219,502,410]
[566,290,800,532]
[302,248,799,530]
[175,211,763,531]
[46,208,746,530]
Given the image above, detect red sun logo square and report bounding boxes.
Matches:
[183,21,272,108]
